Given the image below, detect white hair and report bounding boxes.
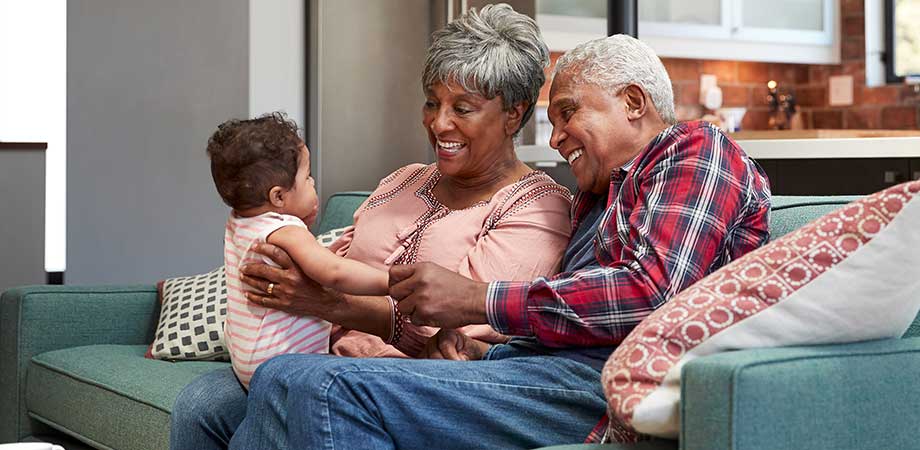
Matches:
[555,34,676,124]
[422,3,550,134]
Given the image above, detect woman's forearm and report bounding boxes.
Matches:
[321,290,393,339]
[315,290,433,356]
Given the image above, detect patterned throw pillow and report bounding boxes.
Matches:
[146,226,350,361]
[602,181,920,442]
[316,226,348,246]
[146,267,229,360]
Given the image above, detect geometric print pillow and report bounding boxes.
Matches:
[146,266,229,361]
[145,226,350,361]
[316,226,348,247]
[601,180,920,442]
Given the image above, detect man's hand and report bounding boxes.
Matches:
[240,243,342,318]
[419,329,491,361]
[388,262,489,329]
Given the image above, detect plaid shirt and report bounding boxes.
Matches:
[485,121,772,441]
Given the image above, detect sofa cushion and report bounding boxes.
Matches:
[769,195,860,240]
[681,338,920,450]
[602,181,920,441]
[316,191,371,234]
[27,345,227,450]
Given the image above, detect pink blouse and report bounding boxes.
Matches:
[328,163,572,358]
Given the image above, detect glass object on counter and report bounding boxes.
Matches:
[765,80,798,130]
[717,107,747,132]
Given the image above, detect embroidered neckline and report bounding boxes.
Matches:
[383,167,553,265]
[417,167,548,213]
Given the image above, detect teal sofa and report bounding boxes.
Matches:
[3,193,919,450]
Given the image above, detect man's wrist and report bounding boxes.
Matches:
[465,280,490,325]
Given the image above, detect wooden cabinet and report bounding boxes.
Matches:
[536,0,839,64]
[758,158,913,196]
[911,158,920,181]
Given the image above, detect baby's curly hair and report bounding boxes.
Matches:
[206,112,303,210]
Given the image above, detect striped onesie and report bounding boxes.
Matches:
[224,212,331,388]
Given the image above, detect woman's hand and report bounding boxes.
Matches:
[240,242,341,318]
[419,329,491,361]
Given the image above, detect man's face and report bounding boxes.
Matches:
[547,71,637,195]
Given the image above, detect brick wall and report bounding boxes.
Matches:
[539,0,920,130]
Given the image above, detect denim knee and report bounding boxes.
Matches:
[170,367,247,450]
[248,354,358,398]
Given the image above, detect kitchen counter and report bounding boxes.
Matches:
[517,130,920,163]
[731,136,920,159]
[728,129,920,140]
[517,130,920,195]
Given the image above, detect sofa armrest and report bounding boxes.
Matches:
[0,284,158,442]
[680,338,920,450]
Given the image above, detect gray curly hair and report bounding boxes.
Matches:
[555,34,676,125]
[422,3,550,134]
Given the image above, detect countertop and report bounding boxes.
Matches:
[728,129,920,140]
[517,130,920,163]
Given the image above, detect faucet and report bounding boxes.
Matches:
[766,80,797,130]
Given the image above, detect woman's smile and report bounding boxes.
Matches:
[436,139,467,158]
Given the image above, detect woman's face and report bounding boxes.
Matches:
[422,81,519,179]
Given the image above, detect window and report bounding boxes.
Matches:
[886,0,920,82]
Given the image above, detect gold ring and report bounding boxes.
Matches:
[267,282,275,295]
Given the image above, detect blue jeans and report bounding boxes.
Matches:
[170,366,248,450]
[227,343,605,450]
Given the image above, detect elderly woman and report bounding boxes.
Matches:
[170,5,571,449]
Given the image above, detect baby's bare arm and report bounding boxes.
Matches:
[267,226,388,296]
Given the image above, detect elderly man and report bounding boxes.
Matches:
[230,34,771,449]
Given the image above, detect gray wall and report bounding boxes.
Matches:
[310,0,433,205]
[67,0,249,284]
[0,149,45,292]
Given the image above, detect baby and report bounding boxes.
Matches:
[207,112,388,388]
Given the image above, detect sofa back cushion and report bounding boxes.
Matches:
[769,195,861,240]
[316,191,371,234]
